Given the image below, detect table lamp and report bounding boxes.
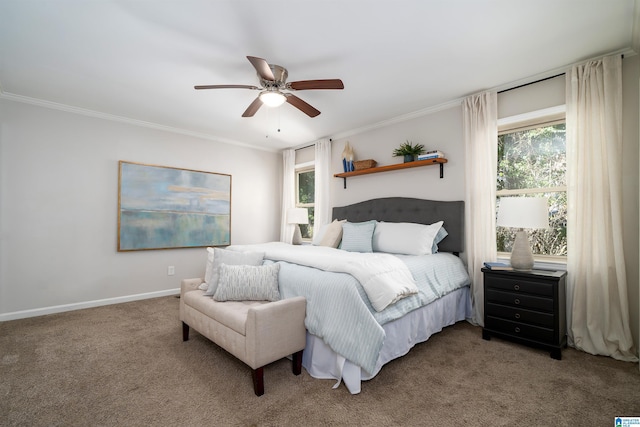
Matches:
[496,197,549,270]
[287,207,309,245]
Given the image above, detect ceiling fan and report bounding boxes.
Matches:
[195,56,344,118]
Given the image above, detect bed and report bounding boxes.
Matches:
[226,197,471,394]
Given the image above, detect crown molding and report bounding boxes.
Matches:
[329,98,463,142]
[0,91,279,153]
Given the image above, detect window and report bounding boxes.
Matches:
[296,166,315,240]
[497,114,567,259]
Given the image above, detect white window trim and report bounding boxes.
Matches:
[497,105,566,131]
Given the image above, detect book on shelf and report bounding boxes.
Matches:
[417,151,445,160]
[483,262,513,271]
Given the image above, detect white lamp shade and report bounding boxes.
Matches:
[259,91,286,107]
[287,208,309,225]
[497,197,549,229]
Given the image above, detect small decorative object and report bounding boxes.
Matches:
[392,141,425,163]
[496,197,549,270]
[341,141,355,172]
[288,207,309,245]
[353,159,377,170]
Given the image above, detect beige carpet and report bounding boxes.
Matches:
[1,295,639,426]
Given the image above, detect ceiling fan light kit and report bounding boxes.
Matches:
[259,91,286,107]
[195,56,344,118]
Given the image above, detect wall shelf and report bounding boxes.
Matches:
[334,158,447,189]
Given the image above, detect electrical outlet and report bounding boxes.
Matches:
[167,266,175,276]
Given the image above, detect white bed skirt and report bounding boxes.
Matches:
[301,286,472,394]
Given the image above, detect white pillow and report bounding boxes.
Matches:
[200,247,216,290]
[203,248,265,296]
[372,221,444,255]
[316,219,346,248]
[213,263,281,302]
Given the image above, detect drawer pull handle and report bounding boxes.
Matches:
[515,313,521,319]
[514,298,520,305]
[514,284,520,291]
[515,327,521,333]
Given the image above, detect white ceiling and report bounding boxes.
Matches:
[1,0,638,151]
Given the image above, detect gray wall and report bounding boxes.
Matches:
[330,105,465,207]
[0,99,281,319]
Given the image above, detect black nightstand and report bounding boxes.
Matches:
[482,267,567,360]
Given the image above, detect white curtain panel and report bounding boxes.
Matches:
[566,55,638,361]
[313,139,332,237]
[280,149,296,243]
[463,91,498,326]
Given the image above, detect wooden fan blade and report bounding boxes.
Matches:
[242,97,263,117]
[195,84,260,90]
[247,56,275,81]
[285,94,320,117]
[288,79,344,90]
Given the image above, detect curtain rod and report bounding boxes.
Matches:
[294,138,332,151]
[497,54,624,95]
[497,73,565,94]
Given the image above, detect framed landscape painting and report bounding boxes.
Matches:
[118,161,231,251]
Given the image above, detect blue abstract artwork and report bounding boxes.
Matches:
[118,161,231,251]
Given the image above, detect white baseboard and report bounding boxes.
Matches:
[0,288,180,322]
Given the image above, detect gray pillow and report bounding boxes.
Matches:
[213,263,281,302]
[203,248,265,296]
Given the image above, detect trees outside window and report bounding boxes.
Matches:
[296,168,314,240]
[497,122,567,257]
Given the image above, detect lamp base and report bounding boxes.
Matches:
[510,230,534,270]
[292,224,303,245]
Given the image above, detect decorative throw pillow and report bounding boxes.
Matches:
[341,220,377,252]
[372,221,444,255]
[312,222,329,245]
[200,247,216,290]
[203,248,265,296]
[316,219,347,248]
[213,263,281,302]
[431,226,449,254]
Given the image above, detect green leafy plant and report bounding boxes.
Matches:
[392,141,425,157]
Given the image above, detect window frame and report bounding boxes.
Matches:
[496,106,567,265]
[295,161,315,241]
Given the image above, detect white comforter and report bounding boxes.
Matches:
[227,242,418,312]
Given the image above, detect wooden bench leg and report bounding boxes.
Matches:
[252,367,264,396]
[182,322,189,341]
[292,350,303,375]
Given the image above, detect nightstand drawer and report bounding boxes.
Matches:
[485,275,553,297]
[486,316,554,343]
[486,303,554,328]
[485,289,553,312]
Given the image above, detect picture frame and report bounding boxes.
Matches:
[117,161,231,251]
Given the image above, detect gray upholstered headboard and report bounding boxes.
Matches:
[332,197,464,254]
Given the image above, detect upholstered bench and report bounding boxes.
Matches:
[180,278,306,396]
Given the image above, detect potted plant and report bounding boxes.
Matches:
[392,141,425,163]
